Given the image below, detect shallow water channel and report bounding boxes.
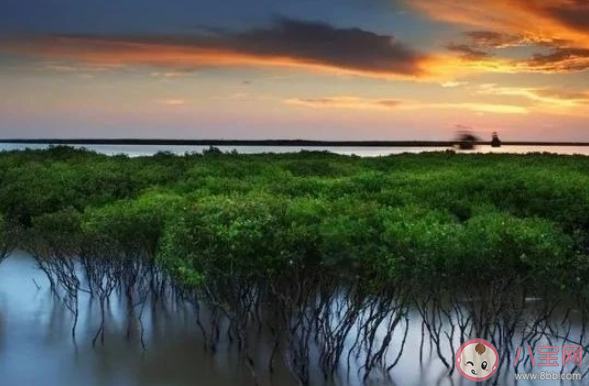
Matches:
[0,251,585,385]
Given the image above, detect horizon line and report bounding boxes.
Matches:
[2,138,589,147]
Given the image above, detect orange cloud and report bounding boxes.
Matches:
[150,69,195,78]
[440,81,469,88]
[404,0,589,77]
[0,36,426,80]
[463,31,534,48]
[430,50,589,77]
[477,84,589,110]
[417,103,528,115]
[0,19,433,80]
[285,97,402,110]
[6,12,586,82]
[408,0,589,48]
[158,99,187,106]
[285,97,528,114]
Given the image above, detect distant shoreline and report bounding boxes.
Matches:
[3,139,589,147]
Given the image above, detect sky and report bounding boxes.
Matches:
[1,0,589,141]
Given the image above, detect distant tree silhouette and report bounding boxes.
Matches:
[203,146,223,156]
[491,132,502,147]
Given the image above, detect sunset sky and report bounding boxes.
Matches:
[1,0,589,140]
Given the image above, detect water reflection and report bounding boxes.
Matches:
[0,252,586,385]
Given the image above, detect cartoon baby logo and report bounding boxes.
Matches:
[456,339,499,382]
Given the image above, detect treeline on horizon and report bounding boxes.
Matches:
[0,145,586,296]
[4,138,589,146]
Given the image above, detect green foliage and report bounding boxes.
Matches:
[202,146,223,156]
[82,192,184,258]
[29,206,84,256]
[157,195,287,288]
[1,148,589,294]
[0,214,15,259]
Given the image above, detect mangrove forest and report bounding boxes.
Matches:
[0,146,588,385]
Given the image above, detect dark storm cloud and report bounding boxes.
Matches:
[0,18,431,79]
[544,1,589,33]
[212,18,425,75]
[464,31,528,48]
[446,43,491,60]
[525,47,589,71]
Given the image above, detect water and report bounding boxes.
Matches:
[0,252,282,386]
[2,143,589,157]
[0,252,586,385]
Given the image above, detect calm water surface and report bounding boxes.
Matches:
[2,143,589,157]
[0,252,585,385]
